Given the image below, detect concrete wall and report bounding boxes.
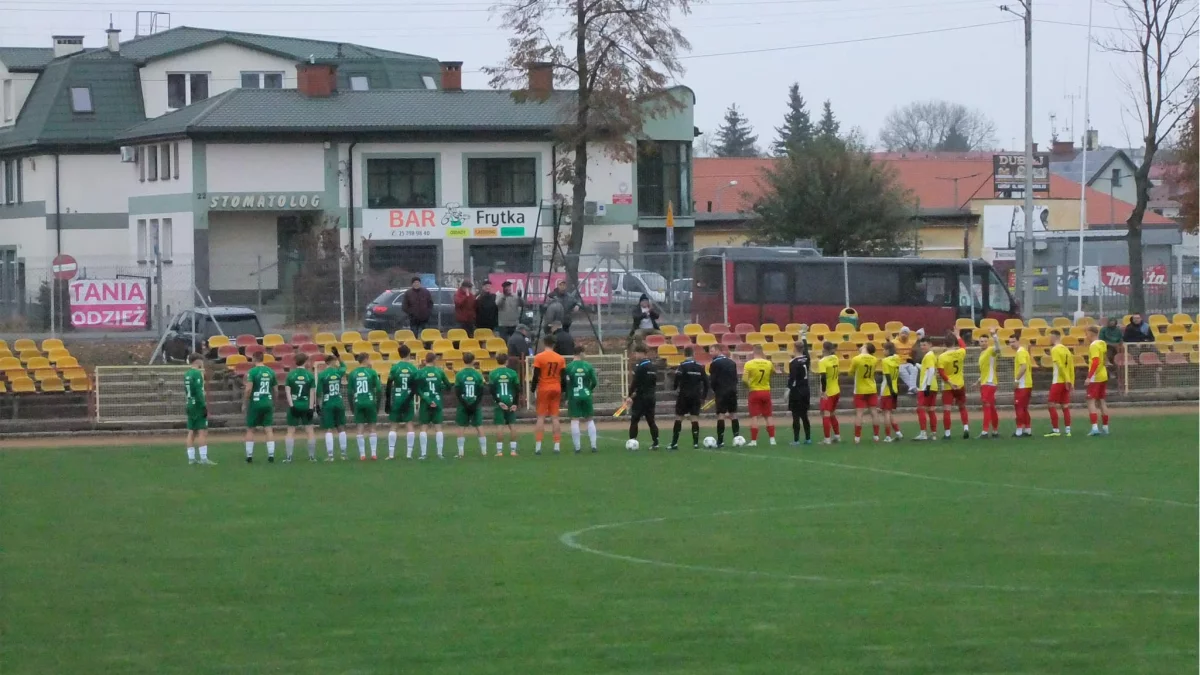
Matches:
[140,43,299,119]
[208,211,278,291]
[208,142,325,193]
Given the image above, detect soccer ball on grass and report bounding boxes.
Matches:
[702,436,718,449]
[731,435,747,447]
[625,439,640,451]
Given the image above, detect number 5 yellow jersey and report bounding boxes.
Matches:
[742,358,774,392]
[850,353,878,395]
[936,348,966,388]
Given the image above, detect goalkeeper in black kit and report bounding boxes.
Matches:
[787,336,812,444]
[624,344,659,450]
[670,347,709,450]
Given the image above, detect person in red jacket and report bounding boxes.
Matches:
[453,280,477,333]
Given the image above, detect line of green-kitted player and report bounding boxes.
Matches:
[182,343,602,464]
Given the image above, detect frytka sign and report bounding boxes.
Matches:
[361,203,539,240]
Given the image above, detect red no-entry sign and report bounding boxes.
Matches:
[52,254,78,280]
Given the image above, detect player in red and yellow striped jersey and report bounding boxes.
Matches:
[1045,330,1075,437]
[974,327,1002,438]
[1084,325,1110,436]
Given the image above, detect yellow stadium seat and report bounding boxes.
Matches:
[0,380,5,393]
[443,348,464,362]
[660,325,680,337]
[25,356,50,371]
[431,339,454,353]
[1148,314,1169,326]
[226,354,248,366]
[883,321,904,334]
[683,323,705,337]
[447,328,468,342]
[1191,351,1200,365]
[745,332,767,345]
[471,349,490,362]
[485,338,507,354]
[837,358,853,374]
[849,332,868,345]
[1003,318,1025,330]
[772,333,794,345]
[1155,331,1176,343]
[664,354,685,368]
[394,329,416,342]
[785,323,806,334]
[61,367,86,380]
[314,332,337,347]
[262,334,285,348]
[366,330,389,344]
[47,348,70,362]
[809,323,831,335]
[261,354,277,364]
[40,376,65,392]
[0,348,11,360]
[760,323,780,335]
[657,344,679,356]
[340,331,363,345]
[459,339,481,352]
[1027,318,1048,329]
[1171,313,1193,327]
[420,328,442,342]
[32,368,57,382]
[859,322,881,334]
[478,359,499,373]
[40,338,64,352]
[373,363,391,378]
[1074,316,1095,327]
[349,340,373,355]
[208,335,231,349]
[955,318,976,330]
[762,342,781,354]
[378,339,399,354]
[12,338,36,352]
[405,339,425,354]
[1038,355,1054,369]
[979,318,1000,330]
[1072,355,1086,367]
[473,328,494,340]
[10,377,36,393]
[1166,324,1186,336]
[833,322,855,334]
[1051,317,1071,328]
[695,334,717,348]
[69,376,91,392]
[771,352,791,367]
[0,339,7,352]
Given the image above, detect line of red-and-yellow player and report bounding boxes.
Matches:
[809,324,1112,443]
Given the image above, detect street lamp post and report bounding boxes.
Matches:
[714,180,738,212]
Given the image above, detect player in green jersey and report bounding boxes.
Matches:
[565,353,599,453]
[415,351,451,459]
[284,352,318,463]
[385,344,420,459]
[348,352,382,460]
[488,353,520,457]
[184,353,215,465]
[243,351,278,463]
[317,351,349,461]
[453,352,488,458]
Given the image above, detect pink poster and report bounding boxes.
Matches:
[69,279,150,330]
[488,272,611,305]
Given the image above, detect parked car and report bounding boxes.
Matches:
[606,268,669,306]
[363,287,456,331]
[163,306,264,362]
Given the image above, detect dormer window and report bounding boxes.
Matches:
[167,73,209,109]
[69,87,93,113]
[349,75,369,91]
[241,72,284,89]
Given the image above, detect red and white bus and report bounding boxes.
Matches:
[691,247,1020,335]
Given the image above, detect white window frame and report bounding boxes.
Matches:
[2,159,20,205]
[166,72,210,109]
[349,75,369,91]
[240,71,284,89]
[69,87,93,113]
[2,79,12,122]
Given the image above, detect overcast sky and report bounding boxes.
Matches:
[3,0,1195,152]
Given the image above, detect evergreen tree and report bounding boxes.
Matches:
[772,83,813,156]
[935,123,972,151]
[816,100,840,140]
[714,104,760,157]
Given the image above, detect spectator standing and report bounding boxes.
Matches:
[475,280,499,333]
[506,324,531,360]
[551,322,575,356]
[629,294,661,343]
[1122,314,1154,343]
[541,292,565,334]
[401,276,433,335]
[546,280,579,331]
[497,281,524,339]
[453,280,477,333]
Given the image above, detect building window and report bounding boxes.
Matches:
[422,75,437,90]
[1111,168,1122,187]
[166,73,209,109]
[137,147,145,182]
[637,141,691,217]
[160,143,171,181]
[172,142,180,180]
[69,87,93,113]
[137,219,148,261]
[367,158,436,208]
[349,75,369,91]
[159,218,173,261]
[146,145,159,181]
[241,72,284,89]
[2,79,12,122]
[467,157,536,207]
[137,218,172,262]
[1,159,20,205]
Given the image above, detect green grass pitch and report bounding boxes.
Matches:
[2,415,1196,674]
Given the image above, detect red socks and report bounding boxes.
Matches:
[766,425,775,440]
[1089,412,1098,425]
[943,411,952,430]
[892,422,901,434]
[822,416,831,439]
[854,425,862,439]
[1063,409,1071,427]
[959,407,969,425]
[872,425,879,437]
[750,428,759,441]
[830,417,840,435]
[1102,414,1109,425]
[917,409,927,431]
[1049,408,1059,428]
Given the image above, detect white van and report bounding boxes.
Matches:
[606,268,668,306]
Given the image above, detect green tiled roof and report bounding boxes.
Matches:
[92,26,435,65]
[0,47,55,72]
[116,89,573,141]
[0,52,145,152]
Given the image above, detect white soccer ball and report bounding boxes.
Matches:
[731,435,747,447]
[625,439,640,451]
[702,436,718,448]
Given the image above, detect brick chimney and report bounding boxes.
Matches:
[52,35,84,58]
[1051,140,1075,158]
[440,61,462,92]
[528,62,553,96]
[297,62,337,97]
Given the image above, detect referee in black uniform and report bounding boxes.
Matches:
[787,336,812,444]
[708,344,740,447]
[625,344,660,450]
[670,347,709,450]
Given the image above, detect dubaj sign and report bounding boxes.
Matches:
[362,204,540,240]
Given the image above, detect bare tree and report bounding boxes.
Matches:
[1100,0,1197,313]
[878,100,997,152]
[486,0,696,287]
[693,130,715,158]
